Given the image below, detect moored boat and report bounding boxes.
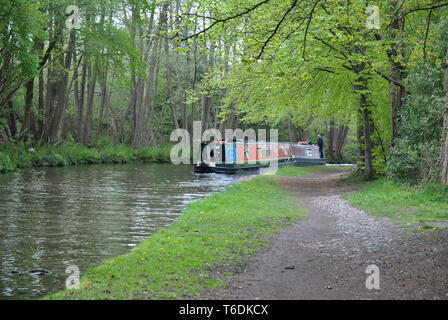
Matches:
[194,140,326,174]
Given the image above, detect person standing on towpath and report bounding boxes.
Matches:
[318,134,324,159]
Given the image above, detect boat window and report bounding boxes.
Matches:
[257,147,263,158]
[266,147,271,157]
[244,147,249,159]
[306,148,313,157]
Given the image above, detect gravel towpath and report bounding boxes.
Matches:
[205,169,448,300]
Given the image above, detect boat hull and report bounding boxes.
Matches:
[194,157,326,174]
[194,142,326,174]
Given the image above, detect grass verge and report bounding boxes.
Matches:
[342,178,448,232]
[43,174,306,300]
[275,165,350,177]
[0,142,173,173]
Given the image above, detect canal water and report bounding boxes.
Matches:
[0,164,236,299]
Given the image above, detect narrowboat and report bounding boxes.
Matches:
[194,140,326,174]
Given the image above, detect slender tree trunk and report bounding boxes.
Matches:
[388,1,405,140]
[335,125,349,155]
[22,37,45,141]
[131,21,147,148]
[97,67,108,145]
[48,31,75,144]
[361,93,374,179]
[144,27,162,146]
[104,90,119,146]
[356,107,365,174]
[287,118,294,144]
[6,101,17,138]
[76,59,87,143]
[82,65,97,146]
[36,68,45,141]
[327,119,335,159]
[162,3,179,130]
[21,79,34,140]
[439,43,448,185]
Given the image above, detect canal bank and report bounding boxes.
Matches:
[0,143,173,174]
[44,168,317,299]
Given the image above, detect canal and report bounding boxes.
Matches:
[0,164,236,299]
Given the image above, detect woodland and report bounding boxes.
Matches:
[1,0,448,184]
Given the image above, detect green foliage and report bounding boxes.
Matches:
[34,145,68,167]
[342,140,358,164]
[0,152,16,173]
[100,144,137,164]
[0,142,34,168]
[61,144,102,165]
[387,62,445,183]
[0,142,174,172]
[0,0,45,102]
[387,138,424,184]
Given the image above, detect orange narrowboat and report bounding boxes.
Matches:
[194,140,325,174]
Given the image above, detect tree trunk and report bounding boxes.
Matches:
[388,1,405,140]
[48,31,75,144]
[162,3,179,130]
[21,79,34,140]
[335,125,349,156]
[361,93,374,179]
[144,27,162,146]
[97,68,108,145]
[6,101,17,138]
[82,65,97,146]
[36,68,45,141]
[105,90,120,146]
[356,107,365,174]
[287,118,294,144]
[327,119,335,159]
[439,44,448,185]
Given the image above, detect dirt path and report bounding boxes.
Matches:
[205,169,448,300]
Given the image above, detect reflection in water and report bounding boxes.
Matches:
[0,164,235,299]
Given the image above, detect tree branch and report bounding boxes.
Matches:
[180,0,272,41]
[302,0,321,59]
[256,0,298,60]
[423,9,433,60]
[355,46,405,89]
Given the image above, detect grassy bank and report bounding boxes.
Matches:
[343,178,448,231]
[0,142,173,173]
[275,165,350,177]
[44,172,307,299]
[274,165,448,232]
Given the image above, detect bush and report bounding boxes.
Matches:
[153,144,173,162]
[0,152,16,173]
[42,153,68,167]
[0,142,173,173]
[33,144,68,167]
[387,61,445,184]
[100,144,136,164]
[386,138,423,184]
[59,143,101,165]
[0,142,34,169]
